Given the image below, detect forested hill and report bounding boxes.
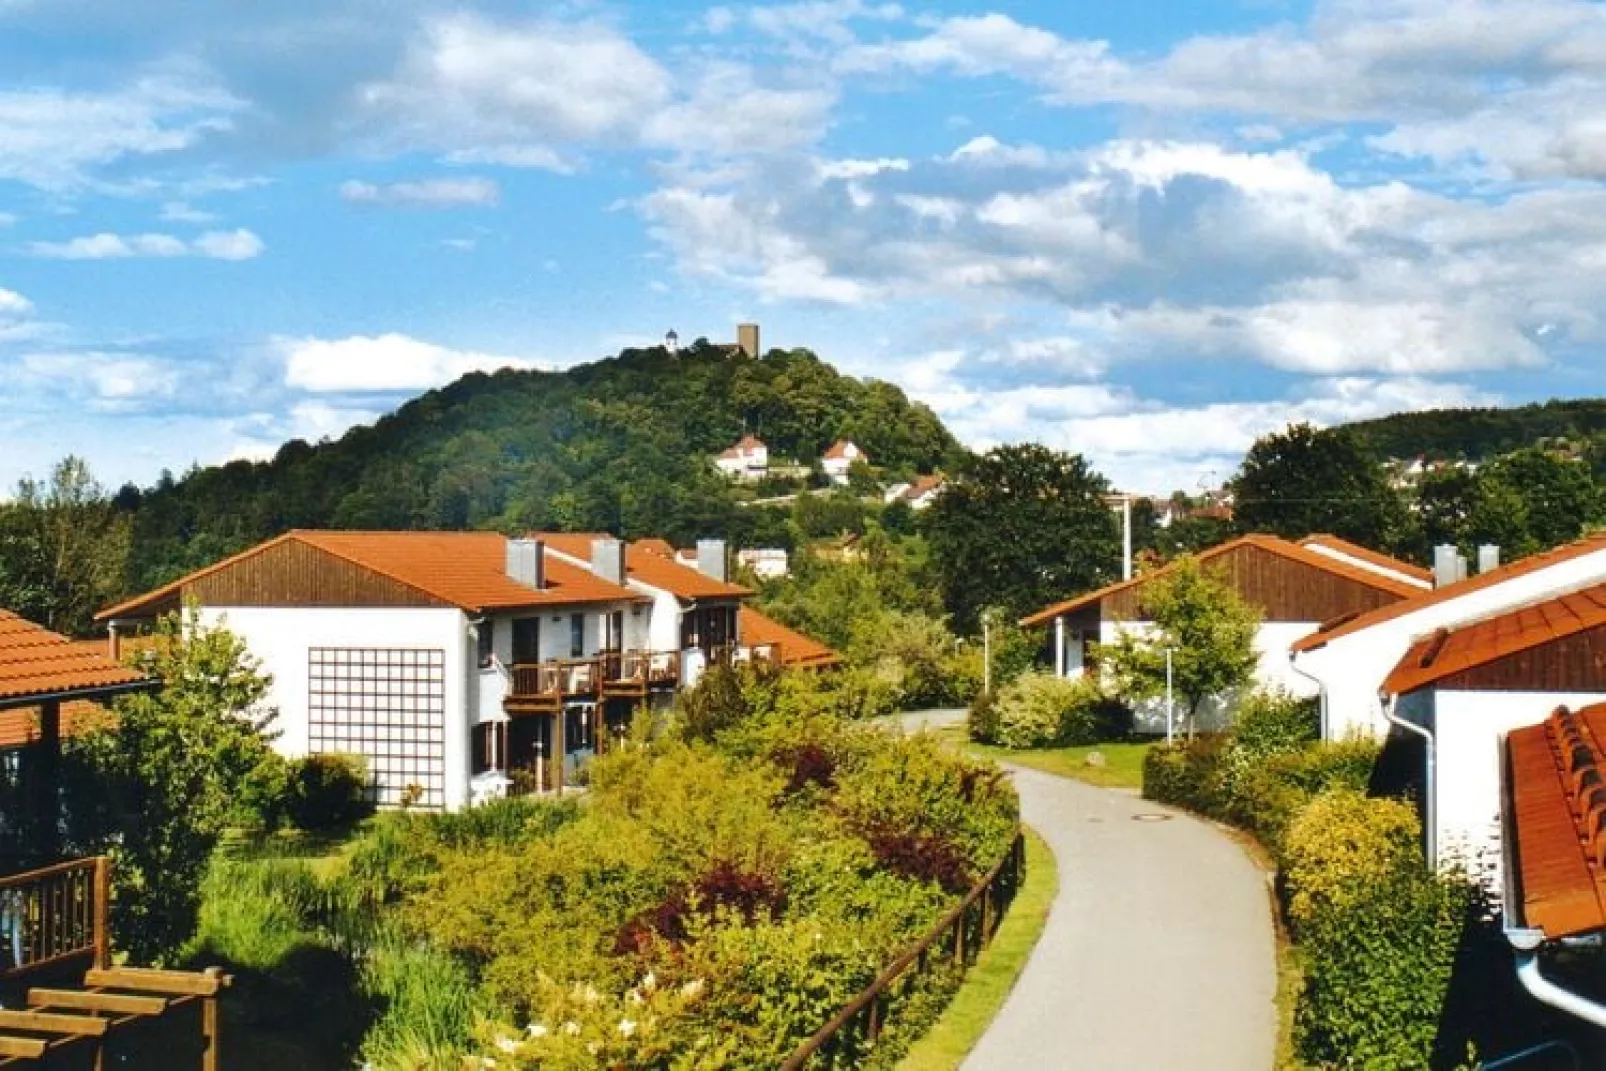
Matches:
[1344,398,1606,461]
[121,340,961,590]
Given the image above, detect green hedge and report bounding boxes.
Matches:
[976,672,1132,750]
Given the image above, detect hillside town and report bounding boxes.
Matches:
[10,2,1606,1069]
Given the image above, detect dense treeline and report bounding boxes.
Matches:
[113,341,960,592]
[1346,398,1606,464]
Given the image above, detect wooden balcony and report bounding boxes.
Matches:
[0,857,107,980]
[504,652,682,714]
[708,643,781,669]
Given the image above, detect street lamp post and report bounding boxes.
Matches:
[982,610,994,695]
[1164,647,1176,745]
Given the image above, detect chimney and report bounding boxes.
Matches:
[696,539,728,582]
[1477,544,1501,575]
[737,322,760,359]
[592,538,626,585]
[1456,552,1469,584]
[506,538,545,589]
[1432,545,1459,589]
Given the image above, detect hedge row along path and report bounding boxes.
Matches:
[893,712,1278,1070]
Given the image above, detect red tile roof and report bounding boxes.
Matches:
[0,610,149,709]
[99,531,645,621]
[740,607,840,669]
[1299,534,1434,586]
[1020,533,1421,628]
[1384,583,1606,695]
[718,434,766,460]
[1292,532,1606,653]
[1505,706,1606,939]
[533,533,752,600]
[823,439,857,461]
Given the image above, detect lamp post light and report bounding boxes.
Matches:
[982,610,994,695]
[1164,646,1177,746]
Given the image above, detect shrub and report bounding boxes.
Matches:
[1282,789,1423,933]
[1059,681,1133,745]
[186,856,323,970]
[358,933,488,1069]
[988,673,1131,750]
[1223,737,1382,855]
[967,687,1001,744]
[1294,858,1478,1068]
[1141,736,1230,818]
[1230,689,1319,755]
[284,754,372,832]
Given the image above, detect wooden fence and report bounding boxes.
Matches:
[0,857,108,979]
[781,829,1026,1069]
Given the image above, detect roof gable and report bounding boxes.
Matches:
[739,607,839,669]
[1021,533,1418,628]
[100,531,643,620]
[1384,583,1606,695]
[1299,534,1434,587]
[1293,533,1606,653]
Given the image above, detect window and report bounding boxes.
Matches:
[477,623,494,669]
[569,613,585,658]
[308,648,446,810]
[513,618,540,663]
[605,611,624,653]
[565,706,593,752]
[471,721,507,775]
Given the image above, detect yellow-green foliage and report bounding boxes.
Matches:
[1281,789,1422,932]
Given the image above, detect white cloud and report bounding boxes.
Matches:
[191,228,264,260]
[339,177,501,207]
[30,229,264,260]
[15,352,180,411]
[0,288,32,315]
[278,333,547,392]
[359,13,672,162]
[159,201,217,223]
[0,68,241,189]
[817,157,909,180]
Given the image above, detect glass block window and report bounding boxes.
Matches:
[308,648,446,810]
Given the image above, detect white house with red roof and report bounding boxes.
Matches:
[1022,533,1423,732]
[821,439,864,484]
[1290,533,1606,741]
[98,531,651,811]
[1376,582,1606,879]
[715,434,768,481]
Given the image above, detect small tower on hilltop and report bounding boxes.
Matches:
[665,329,680,355]
[737,322,760,358]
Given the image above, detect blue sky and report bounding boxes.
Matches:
[1,0,1601,494]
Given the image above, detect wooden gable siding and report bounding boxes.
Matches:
[1104,543,1402,623]
[1433,624,1606,693]
[186,538,450,610]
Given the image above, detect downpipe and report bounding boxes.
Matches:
[1380,692,1436,865]
[1509,935,1606,1031]
[1287,651,1329,741]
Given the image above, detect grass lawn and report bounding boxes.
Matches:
[935,723,1153,792]
[898,826,1058,1071]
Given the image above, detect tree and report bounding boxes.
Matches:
[63,611,283,962]
[1102,557,1260,735]
[1231,424,1404,549]
[0,457,132,636]
[923,445,1119,633]
[1465,447,1599,556]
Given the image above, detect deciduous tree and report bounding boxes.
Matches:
[1231,423,1404,549]
[1101,556,1260,735]
[923,445,1119,633]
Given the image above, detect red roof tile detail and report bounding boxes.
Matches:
[1384,583,1606,695]
[0,610,148,708]
[1299,534,1434,585]
[823,439,857,461]
[1506,705,1606,939]
[740,608,840,669]
[1021,533,1420,628]
[99,531,645,621]
[0,700,114,750]
[1292,533,1606,653]
[534,533,751,600]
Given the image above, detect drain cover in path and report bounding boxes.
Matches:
[1131,813,1172,822]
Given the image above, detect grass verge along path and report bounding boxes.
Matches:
[898,827,1058,1071]
[962,734,1152,792]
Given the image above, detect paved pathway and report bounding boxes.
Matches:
[891,711,1278,1071]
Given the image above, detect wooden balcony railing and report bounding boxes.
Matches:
[508,652,684,706]
[0,857,108,979]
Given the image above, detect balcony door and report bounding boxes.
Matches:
[512,618,541,664]
[604,611,625,653]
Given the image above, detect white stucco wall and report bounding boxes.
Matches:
[198,605,473,810]
[1295,547,1606,741]
[1098,619,1320,734]
[1416,689,1606,888]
